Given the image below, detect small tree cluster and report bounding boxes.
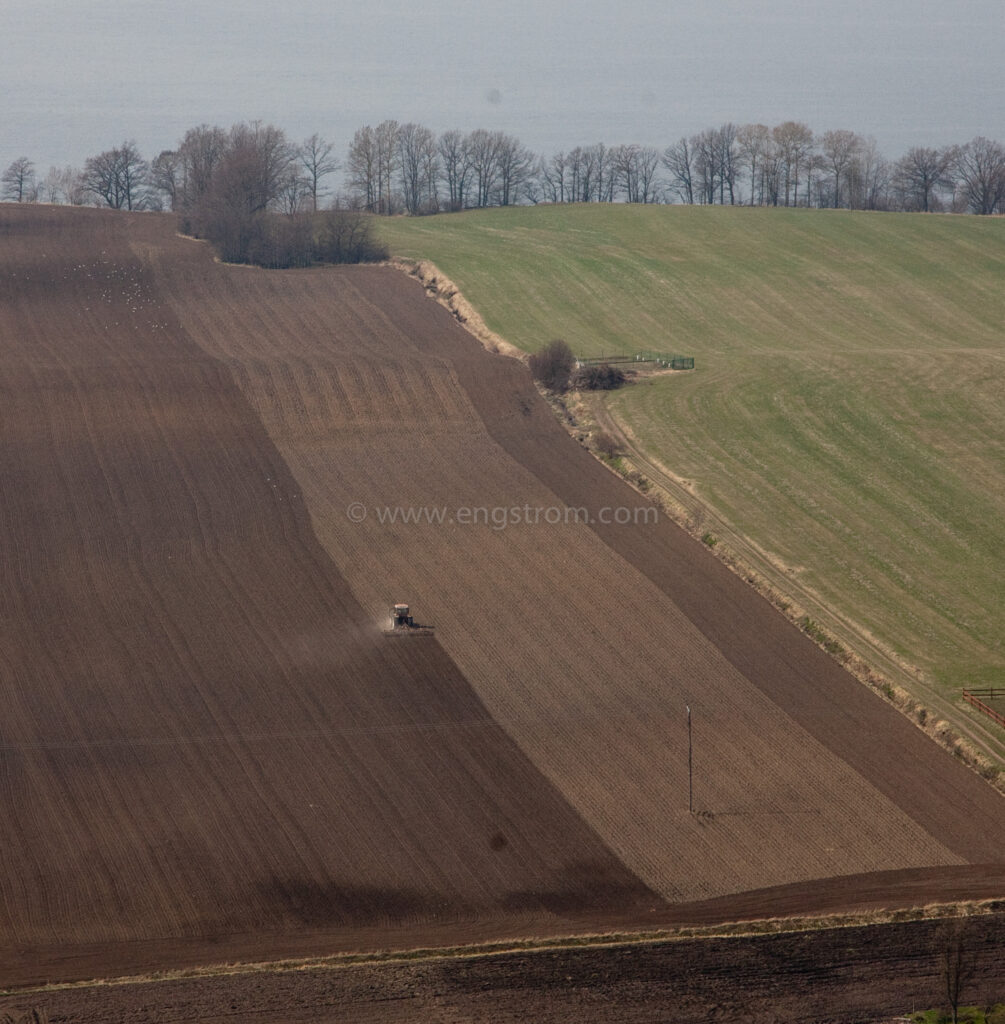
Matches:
[347,121,535,214]
[81,141,150,210]
[528,339,575,392]
[154,122,383,267]
[574,363,627,390]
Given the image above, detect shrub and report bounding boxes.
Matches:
[574,362,627,390]
[528,339,575,392]
[594,431,622,458]
[315,204,389,264]
[800,616,844,655]
[626,469,651,492]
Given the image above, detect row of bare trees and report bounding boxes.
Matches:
[5,120,1004,216]
[343,119,1004,215]
[2,125,342,218]
[346,121,537,214]
[660,122,1005,214]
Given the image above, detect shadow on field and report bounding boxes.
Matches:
[501,861,655,916]
[256,876,455,927]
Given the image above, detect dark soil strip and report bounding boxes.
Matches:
[6,911,1003,1024]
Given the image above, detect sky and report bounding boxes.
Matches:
[2,0,1003,175]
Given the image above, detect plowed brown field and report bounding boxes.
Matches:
[1,206,1002,998]
[6,908,1005,1024]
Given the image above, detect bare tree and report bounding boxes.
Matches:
[38,166,64,204]
[116,141,149,209]
[563,146,585,202]
[772,121,814,206]
[81,141,149,210]
[692,128,723,205]
[174,124,229,221]
[820,130,862,208]
[495,133,535,206]
[278,170,311,215]
[299,133,338,212]
[2,157,37,202]
[208,122,290,217]
[582,143,616,202]
[347,124,378,212]
[941,920,977,1024]
[614,144,661,203]
[662,137,695,204]
[954,136,1005,214]
[737,124,772,205]
[847,138,891,210]
[150,149,181,210]
[538,151,566,203]
[59,166,86,205]
[397,123,438,214]
[438,129,472,211]
[893,146,955,211]
[193,122,294,259]
[418,130,440,212]
[374,119,401,214]
[467,128,503,207]
[716,124,740,205]
[229,122,293,211]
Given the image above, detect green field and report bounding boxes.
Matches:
[379,206,1005,755]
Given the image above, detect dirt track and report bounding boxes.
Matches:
[1,207,1003,996]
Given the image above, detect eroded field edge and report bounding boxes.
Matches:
[7,900,1002,998]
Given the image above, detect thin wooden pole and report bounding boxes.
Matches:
[686,704,693,814]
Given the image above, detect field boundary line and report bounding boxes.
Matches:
[7,901,1002,998]
[389,258,528,362]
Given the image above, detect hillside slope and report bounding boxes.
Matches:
[1,206,1002,986]
[380,205,1005,747]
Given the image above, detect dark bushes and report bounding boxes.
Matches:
[528,339,575,392]
[574,362,626,390]
[528,345,630,394]
[192,206,388,268]
[315,206,390,264]
[593,431,622,458]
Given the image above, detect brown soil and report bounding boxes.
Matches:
[0,206,655,970]
[0,206,1002,1000]
[5,909,1004,1024]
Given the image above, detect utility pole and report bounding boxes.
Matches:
[686,704,693,814]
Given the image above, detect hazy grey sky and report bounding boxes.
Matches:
[2,0,1002,172]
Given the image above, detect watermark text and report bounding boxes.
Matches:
[345,502,657,530]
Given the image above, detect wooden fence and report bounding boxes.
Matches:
[963,688,1005,729]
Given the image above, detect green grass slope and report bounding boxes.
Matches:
[379,206,1005,737]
